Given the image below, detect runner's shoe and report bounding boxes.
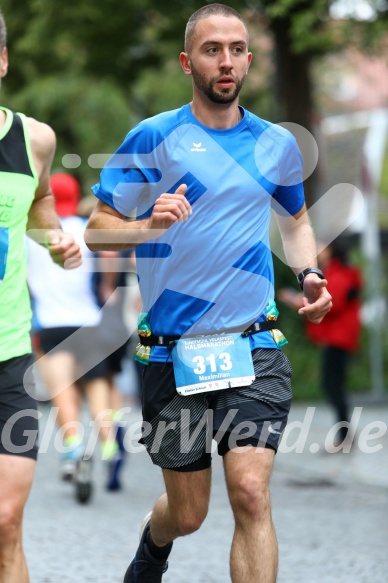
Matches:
[60,456,77,482]
[74,456,93,504]
[123,512,169,582]
[60,439,83,481]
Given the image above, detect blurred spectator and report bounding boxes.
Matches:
[91,250,133,490]
[279,238,363,445]
[78,195,143,408]
[27,173,122,501]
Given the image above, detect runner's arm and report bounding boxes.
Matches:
[26,118,81,268]
[276,204,332,323]
[85,184,191,251]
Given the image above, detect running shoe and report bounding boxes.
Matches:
[74,456,93,504]
[123,512,169,583]
[60,441,84,481]
[60,457,77,482]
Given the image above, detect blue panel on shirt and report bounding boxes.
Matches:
[232,240,273,280]
[136,243,172,259]
[137,172,208,220]
[148,289,215,337]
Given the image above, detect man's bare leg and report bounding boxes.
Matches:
[37,351,80,440]
[150,467,211,546]
[224,446,277,583]
[0,455,35,583]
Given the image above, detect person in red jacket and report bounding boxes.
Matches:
[279,238,362,444]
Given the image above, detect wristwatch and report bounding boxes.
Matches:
[297,267,324,290]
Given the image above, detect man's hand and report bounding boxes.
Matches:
[148,184,192,231]
[298,274,332,323]
[45,230,82,269]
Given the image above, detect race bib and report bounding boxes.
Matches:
[172,333,255,396]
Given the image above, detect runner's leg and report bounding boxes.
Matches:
[84,377,114,444]
[224,446,277,583]
[149,466,211,546]
[0,455,35,583]
[37,351,81,439]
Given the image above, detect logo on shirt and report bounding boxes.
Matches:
[191,142,206,152]
[268,424,283,435]
[0,196,15,223]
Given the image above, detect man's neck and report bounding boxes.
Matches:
[190,95,242,130]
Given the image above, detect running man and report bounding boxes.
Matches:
[85,4,332,582]
[0,12,81,583]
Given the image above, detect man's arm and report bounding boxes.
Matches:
[276,204,332,323]
[85,184,190,251]
[26,118,81,268]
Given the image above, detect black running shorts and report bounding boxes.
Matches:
[140,348,292,471]
[38,326,108,380]
[0,353,39,459]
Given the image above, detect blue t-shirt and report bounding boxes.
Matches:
[92,104,305,361]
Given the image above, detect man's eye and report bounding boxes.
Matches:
[207,47,218,54]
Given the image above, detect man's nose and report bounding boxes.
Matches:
[219,49,233,69]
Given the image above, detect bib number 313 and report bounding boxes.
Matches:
[172,332,255,396]
[192,352,232,375]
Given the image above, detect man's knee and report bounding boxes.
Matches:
[0,505,22,544]
[173,507,208,537]
[229,475,271,522]
[170,495,209,537]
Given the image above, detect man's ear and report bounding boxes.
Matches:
[0,47,8,78]
[179,52,192,76]
[246,51,252,73]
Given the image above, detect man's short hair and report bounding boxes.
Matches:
[184,3,248,53]
[0,12,7,51]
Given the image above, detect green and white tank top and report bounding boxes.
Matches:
[0,107,39,361]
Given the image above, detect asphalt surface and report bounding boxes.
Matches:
[24,401,388,583]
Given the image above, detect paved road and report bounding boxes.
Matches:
[24,402,388,583]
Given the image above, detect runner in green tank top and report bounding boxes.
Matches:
[0,107,39,361]
[0,12,82,583]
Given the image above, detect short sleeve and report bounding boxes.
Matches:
[272,134,305,217]
[91,122,164,217]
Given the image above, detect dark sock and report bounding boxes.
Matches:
[145,529,172,561]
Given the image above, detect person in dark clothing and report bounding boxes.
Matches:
[280,238,362,444]
[308,239,362,443]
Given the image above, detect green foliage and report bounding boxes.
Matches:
[379,140,388,197]
[0,0,275,186]
[3,0,157,86]
[375,139,388,228]
[1,75,132,186]
[260,0,388,54]
[260,0,334,55]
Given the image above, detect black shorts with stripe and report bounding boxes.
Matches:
[140,348,292,471]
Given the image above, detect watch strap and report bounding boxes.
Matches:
[297,267,324,290]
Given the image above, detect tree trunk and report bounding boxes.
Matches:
[269,17,318,208]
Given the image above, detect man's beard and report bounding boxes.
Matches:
[190,63,245,105]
